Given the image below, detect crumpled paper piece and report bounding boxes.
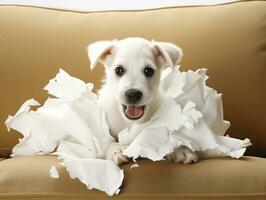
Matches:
[130,163,140,170]
[5,69,122,196]
[119,67,251,160]
[49,166,60,178]
[160,67,231,135]
[5,67,251,196]
[63,158,123,195]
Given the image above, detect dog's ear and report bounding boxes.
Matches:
[152,41,183,68]
[87,40,117,70]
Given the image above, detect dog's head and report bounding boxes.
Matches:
[88,37,182,121]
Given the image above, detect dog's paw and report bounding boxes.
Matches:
[105,142,128,165]
[166,146,198,164]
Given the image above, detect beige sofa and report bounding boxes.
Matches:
[0,1,265,199]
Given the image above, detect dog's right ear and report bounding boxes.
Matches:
[87,40,117,70]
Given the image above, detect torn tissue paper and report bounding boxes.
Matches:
[5,67,251,196]
[130,163,140,170]
[5,69,122,196]
[49,166,60,178]
[120,67,251,160]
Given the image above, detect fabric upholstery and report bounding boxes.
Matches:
[0,0,241,12]
[0,1,265,157]
[0,156,265,200]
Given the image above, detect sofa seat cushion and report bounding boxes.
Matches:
[0,156,265,199]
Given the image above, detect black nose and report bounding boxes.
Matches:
[125,89,143,103]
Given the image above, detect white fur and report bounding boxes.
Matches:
[88,37,196,165]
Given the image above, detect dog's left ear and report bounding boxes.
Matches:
[87,39,117,70]
[152,41,183,68]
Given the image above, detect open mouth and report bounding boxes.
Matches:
[122,105,145,120]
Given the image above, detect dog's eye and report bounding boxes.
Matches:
[115,65,125,76]
[144,66,154,77]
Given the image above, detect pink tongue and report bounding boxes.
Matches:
[126,106,143,119]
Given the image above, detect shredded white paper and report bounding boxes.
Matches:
[49,166,60,178]
[130,163,140,170]
[5,67,251,196]
[5,69,121,196]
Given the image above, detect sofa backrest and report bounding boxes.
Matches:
[0,1,265,157]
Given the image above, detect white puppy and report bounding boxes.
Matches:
[88,37,198,165]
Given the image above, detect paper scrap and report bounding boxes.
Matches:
[63,158,123,196]
[5,99,40,133]
[49,166,60,179]
[44,69,94,99]
[130,163,140,170]
[160,68,230,135]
